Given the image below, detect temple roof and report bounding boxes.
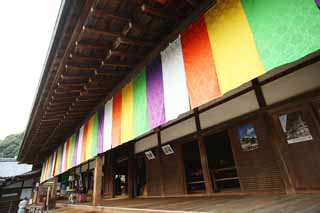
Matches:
[18,0,214,164]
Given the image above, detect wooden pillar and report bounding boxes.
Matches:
[128,143,135,199]
[48,177,58,209]
[32,182,39,204]
[93,155,103,206]
[157,130,165,197]
[198,137,213,194]
[103,152,114,198]
[176,143,187,194]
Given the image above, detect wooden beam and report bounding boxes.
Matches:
[61,74,90,81]
[65,64,97,72]
[94,69,127,77]
[141,4,171,20]
[69,53,103,61]
[75,40,109,50]
[101,60,133,68]
[117,37,154,47]
[54,89,80,96]
[51,96,75,102]
[54,87,79,95]
[49,101,73,106]
[90,8,131,23]
[106,50,144,59]
[83,26,120,38]
[252,78,266,108]
[41,118,62,123]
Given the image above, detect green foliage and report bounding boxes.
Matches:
[0,133,24,158]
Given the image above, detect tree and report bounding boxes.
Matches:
[0,133,24,158]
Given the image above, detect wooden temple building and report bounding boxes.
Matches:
[17,0,320,209]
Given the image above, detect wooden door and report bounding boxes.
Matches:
[272,104,320,191]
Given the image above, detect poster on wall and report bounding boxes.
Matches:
[145,150,156,160]
[278,111,313,144]
[238,124,259,152]
[162,144,174,155]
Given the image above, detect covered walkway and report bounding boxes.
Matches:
[53,194,320,213]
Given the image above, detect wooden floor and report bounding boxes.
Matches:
[53,194,320,213]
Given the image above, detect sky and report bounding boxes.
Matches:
[0,1,62,140]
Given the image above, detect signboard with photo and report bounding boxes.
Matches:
[278,111,313,144]
[162,144,174,155]
[238,124,259,152]
[145,150,156,160]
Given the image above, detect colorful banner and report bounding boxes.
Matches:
[40,0,320,182]
[146,57,166,129]
[161,36,190,121]
[121,82,134,143]
[103,99,113,152]
[133,69,149,137]
[181,16,221,108]
[112,91,122,148]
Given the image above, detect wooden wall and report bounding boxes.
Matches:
[269,95,320,191]
[145,149,162,196]
[161,144,186,196]
[228,116,285,193]
[103,152,114,198]
[145,144,186,196]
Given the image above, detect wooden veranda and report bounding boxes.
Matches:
[53,194,320,212]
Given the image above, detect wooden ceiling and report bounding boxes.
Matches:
[18,0,215,164]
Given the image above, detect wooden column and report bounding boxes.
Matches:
[198,137,213,194]
[128,143,135,199]
[157,129,165,197]
[49,176,58,209]
[32,182,39,204]
[93,155,103,206]
[194,108,214,194]
[176,143,187,194]
[104,151,114,198]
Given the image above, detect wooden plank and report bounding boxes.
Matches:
[265,114,295,194]
[198,137,213,194]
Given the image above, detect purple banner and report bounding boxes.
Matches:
[97,108,105,154]
[72,131,79,167]
[146,57,166,129]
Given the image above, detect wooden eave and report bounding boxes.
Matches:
[18,0,216,165]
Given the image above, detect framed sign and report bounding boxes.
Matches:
[162,144,174,155]
[278,111,313,144]
[145,150,156,160]
[238,124,259,152]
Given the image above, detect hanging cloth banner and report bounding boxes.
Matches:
[40,0,320,183]
[146,57,166,129]
[161,36,190,121]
